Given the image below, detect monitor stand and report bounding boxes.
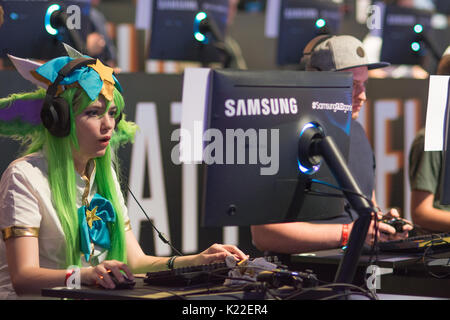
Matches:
[299,122,374,285]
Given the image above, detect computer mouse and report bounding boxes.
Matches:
[381,218,407,233]
[107,270,136,290]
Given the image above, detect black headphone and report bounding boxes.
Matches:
[298,34,333,71]
[41,57,122,137]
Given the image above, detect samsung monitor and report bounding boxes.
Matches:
[180,68,354,227]
[0,0,91,60]
[276,0,342,66]
[380,5,433,66]
[148,0,229,63]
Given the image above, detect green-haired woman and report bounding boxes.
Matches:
[0,54,246,299]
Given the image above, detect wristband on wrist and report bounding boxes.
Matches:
[65,268,75,287]
[341,224,349,247]
[167,256,178,270]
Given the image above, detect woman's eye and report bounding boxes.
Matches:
[109,109,118,117]
[85,110,98,117]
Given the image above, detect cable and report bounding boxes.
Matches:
[319,291,378,301]
[127,186,183,256]
[421,236,450,279]
[283,282,378,300]
[305,190,346,199]
[144,285,188,300]
[309,178,374,205]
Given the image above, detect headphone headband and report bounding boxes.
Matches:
[46,57,96,97]
[299,35,333,71]
[41,57,122,137]
[41,57,96,137]
[303,35,332,56]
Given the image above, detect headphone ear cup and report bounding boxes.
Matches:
[41,97,71,137]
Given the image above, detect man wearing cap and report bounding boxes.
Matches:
[251,35,412,254]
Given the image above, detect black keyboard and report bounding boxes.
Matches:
[144,262,230,287]
[378,233,450,253]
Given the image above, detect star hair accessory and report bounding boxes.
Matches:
[34,56,121,101]
[0,48,123,133]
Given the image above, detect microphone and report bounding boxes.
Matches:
[127,186,183,256]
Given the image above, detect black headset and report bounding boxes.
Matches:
[41,57,122,137]
[298,34,333,71]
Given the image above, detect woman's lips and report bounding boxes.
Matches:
[99,136,111,146]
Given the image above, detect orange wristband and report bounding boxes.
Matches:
[341,224,349,247]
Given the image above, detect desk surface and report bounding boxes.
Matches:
[42,277,251,300]
[288,249,450,298]
[291,248,436,269]
[42,274,448,301]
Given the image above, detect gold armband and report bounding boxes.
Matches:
[2,226,39,241]
[124,220,132,232]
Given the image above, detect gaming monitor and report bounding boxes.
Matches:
[380,5,432,66]
[180,68,353,227]
[276,0,342,66]
[434,0,450,15]
[0,0,91,60]
[148,0,229,63]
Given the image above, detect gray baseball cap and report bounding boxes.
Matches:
[305,35,390,71]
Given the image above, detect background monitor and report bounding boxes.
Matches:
[0,0,91,60]
[148,0,229,63]
[433,0,450,15]
[380,4,433,66]
[276,0,342,66]
[181,68,353,227]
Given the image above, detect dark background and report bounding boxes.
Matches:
[0,72,430,257]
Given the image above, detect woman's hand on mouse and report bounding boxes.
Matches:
[83,260,134,289]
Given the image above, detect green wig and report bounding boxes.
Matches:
[0,86,138,268]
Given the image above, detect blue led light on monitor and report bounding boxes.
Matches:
[297,122,321,175]
[193,11,208,44]
[195,11,207,22]
[44,4,61,36]
[315,18,326,29]
[9,12,19,20]
[413,24,423,34]
[411,41,421,52]
[297,160,320,175]
[194,32,207,42]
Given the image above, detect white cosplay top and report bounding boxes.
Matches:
[0,152,131,299]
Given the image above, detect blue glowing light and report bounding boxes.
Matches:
[194,32,206,42]
[297,160,320,175]
[411,42,421,52]
[195,11,207,22]
[413,24,423,34]
[315,18,326,28]
[300,122,316,136]
[44,4,61,36]
[298,122,321,175]
[9,12,19,20]
[193,11,209,43]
